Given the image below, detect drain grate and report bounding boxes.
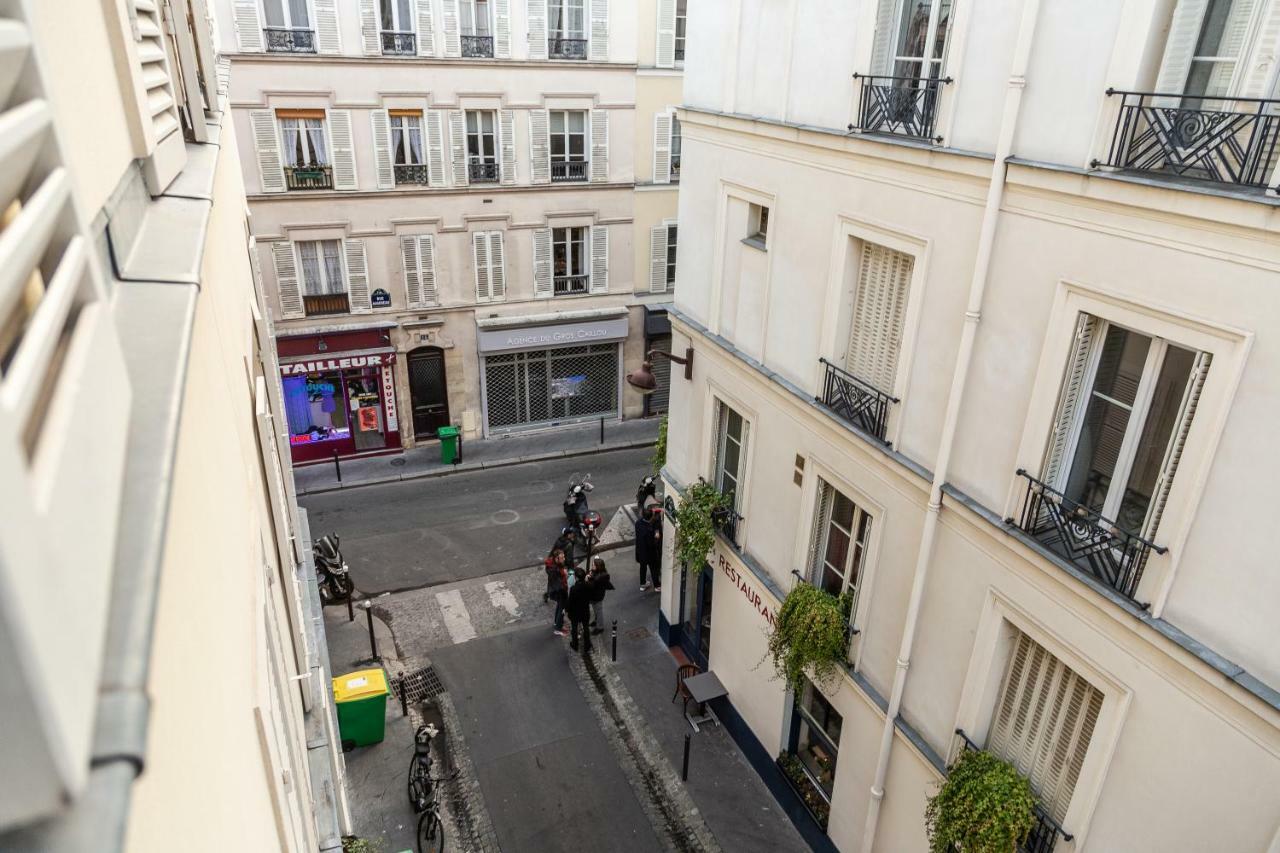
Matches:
[390,457,407,467]
[398,665,447,703]
[626,626,651,640]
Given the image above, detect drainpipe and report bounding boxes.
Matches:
[859,1,1043,850]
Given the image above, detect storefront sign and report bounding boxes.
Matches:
[713,547,778,627]
[382,365,398,432]
[477,317,629,354]
[371,288,391,308]
[279,352,396,375]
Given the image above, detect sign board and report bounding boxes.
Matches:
[477,316,629,354]
[279,351,396,375]
[371,288,391,308]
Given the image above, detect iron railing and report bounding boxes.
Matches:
[548,37,587,59]
[712,507,744,548]
[468,161,500,183]
[551,160,588,182]
[284,165,333,190]
[462,35,494,57]
[850,73,951,142]
[304,292,349,317]
[394,163,430,185]
[817,358,898,443]
[1093,89,1280,191]
[1013,470,1166,605]
[553,274,589,295]
[955,730,1071,853]
[264,27,316,53]
[671,154,681,180]
[381,31,416,55]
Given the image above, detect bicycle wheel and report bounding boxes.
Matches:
[417,808,444,853]
[406,758,431,812]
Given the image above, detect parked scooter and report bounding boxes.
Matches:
[563,473,603,544]
[313,532,354,602]
[636,474,659,514]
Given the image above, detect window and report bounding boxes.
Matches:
[670,115,682,179]
[466,111,497,163]
[282,372,351,445]
[298,240,345,295]
[550,110,588,181]
[1183,0,1251,99]
[713,402,747,508]
[809,480,872,605]
[892,0,952,80]
[280,115,328,167]
[675,0,688,61]
[552,227,588,294]
[380,0,412,32]
[747,203,769,245]
[391,112,424,165]
[263,0,310,29]
[665,224,678,288]
[790,680,842,800]
[845,241,912,394]
[461,0,491,36]
[549,0,585,38]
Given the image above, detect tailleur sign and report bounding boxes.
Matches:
[279,352,396,375]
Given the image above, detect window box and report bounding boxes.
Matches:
[777,754,831,830]
[284,165,333,190]
[303,292,350,317]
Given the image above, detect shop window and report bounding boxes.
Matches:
[780,678,842,830]
[282,372,351,446]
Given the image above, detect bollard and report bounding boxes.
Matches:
[346,595,354,622]
[333,449,342,483]
[611,620,618,662]
[682,733,691,782]
[599,416,605,444]
[396,676,409,716]
[363,602,378,661]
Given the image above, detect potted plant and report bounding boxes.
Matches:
[672,480,732,571]
[777,753,831,829]
[766,582,852,694]
[924,747,1037,853]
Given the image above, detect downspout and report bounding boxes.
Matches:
[858,1,1044,850]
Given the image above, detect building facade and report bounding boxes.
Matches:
[0,1,347,850]
[213,0,686,463]
[659,1,1280,851]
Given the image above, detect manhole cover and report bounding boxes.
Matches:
[397,665,446,703]
[390,457,407,467]
[626,626,651,640]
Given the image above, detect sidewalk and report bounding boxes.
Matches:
[295,417,660,495]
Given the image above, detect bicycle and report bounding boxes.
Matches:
[416,791,445,853]
[406,723,436,813]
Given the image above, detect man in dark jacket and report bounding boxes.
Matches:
[635,507,662,591]
[587,557,614,634]
[545,549,569,636]
[552,526,580,571]
[567,567,593,653]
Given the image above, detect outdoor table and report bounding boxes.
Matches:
[683,671,727,732]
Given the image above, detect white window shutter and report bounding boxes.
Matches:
[371,110,395,189]
[250,110,286,193]
[402,235,423,307]
[419,235,438,304]
[345,240,372,312]
[649,225,668,293]
[274,243,305,318]
[473,232,492,301]
[415,0,437,55]
[533,227,553,297]
[655,0,676,68]
[589,0,608,61]
[442,0,462,56]
[500,109,517,184]
[527,0,547,59]
[359,0,381,55]
[590,110,609,182]
[426,111,447,187]
[1142,351,1211,542]
[529,109,551,183]
[449,110,468,185]
[314,0,341,53]
[590,225,609,293]
[328,110,359,190]
[846,242,911,394]
[488,232,507,299]
[652,113,672,184]
[869,0,897,75]
[494,0,512,57]
[807,481,836,582]
[1043,314,1098,486]
[130,0,185,191]
[1243,3,1280,96]
[234,0,264,51]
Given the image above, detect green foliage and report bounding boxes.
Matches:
[777,753,831,828]
[649,415,668,472]
[673,480,732,571]
[341,837,384,853]
[766,583,851,694]
[925,748,1038,853]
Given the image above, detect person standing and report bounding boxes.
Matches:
[567,567,593,654]
[546,549,569,637]
[635,506,662,591]
[587,557,614,634]
[553,525,580,571]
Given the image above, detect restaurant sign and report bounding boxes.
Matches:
[712,546,778,627]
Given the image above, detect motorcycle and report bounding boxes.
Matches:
[636,474,659,514]
[313,532,354,603]
[563,473,603,544]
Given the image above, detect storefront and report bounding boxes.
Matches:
[277,327,402,464]
[477,310,628,436]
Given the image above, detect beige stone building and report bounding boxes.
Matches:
[212,0,686,464]
[658,0,1280,851]
[0,0,347,850]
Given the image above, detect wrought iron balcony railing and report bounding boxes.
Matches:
[817,358,898,444]
[671,155,681,180]
[381,30,416,55]
[1012,470,1166,605]
[850,73,951,143]
[303,292,349,317]
[284,165,333,190]
[551,160,588,182]
[955,730,1071,853]
[548,37,587,59]
[553,274,589,295]
[712,506,744,548]
[394,163,430,185]
[461,35,494,57]
[1093,89,1280,191]
[468,161,500,183]
[264,27,316,53]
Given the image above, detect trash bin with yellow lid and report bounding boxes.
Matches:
[333,668,390,748]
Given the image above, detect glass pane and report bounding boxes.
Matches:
[476,0,491,35]
[397,0,412,28]
[822,527,851,590]
[551,134,566,158]
[263,0,285,28]
[551,112,565,133]
[467,112,478,133]
[804,684,843,745]
[283,373,349,444]
[380,0,394,30]
[569,135,585,158]
[1093,326,1149,407]
[570,112,586,133]
[796,720,836,797]
[299,242,321,293]
[727,409,743,441]
[288,0,309,27]
[482,112,495,133]
[831,491,856,530]
[721,436,741,482]
[1116,346,1195,533]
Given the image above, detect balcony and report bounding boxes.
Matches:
[468,161,499,183]
[263,27,316,53]
[381,30,416,55]
[1092,89,1280,191]
[816,358,898,444]
[849,74,950,143]
[553,274,589,295]
[712,506,744,549]
[462,34,494,57]
[955,730,1071,853]
[304,292,349,317]
[394,163,430,185]
[548,37,587,60]
[284,165,333,190]
[1012,470,1166,606]
[671,154,681,181]
[551,160,588,182]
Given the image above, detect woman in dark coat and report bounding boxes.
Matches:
[566,567,593,653]
[546,548,569,636]
[587,556,615,634]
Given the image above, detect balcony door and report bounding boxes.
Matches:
[263,0,310,29]
[408,347,451,440]
[1156,0,1261,102]
[890,0,952,82]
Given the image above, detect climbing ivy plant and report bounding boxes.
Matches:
[673,480,732,572]
[649,415,668,472]
[766,582,852,694]
[924,747,1037,853]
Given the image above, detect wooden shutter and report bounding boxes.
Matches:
[473,232,491,301]
[1155,0,1256,97]
[426,111,447,187]
[273,243,304,319]
[416,0,437,55]
[845,241,912,394]
[371,110,395,189]
[488,232,507,299]
[649,333,672,413]
[442,0,462,56]
[328,110,358,190]
[418,235,438,304]
[250,110,286,193]
[1243,3,1280,96]
[869,0,898,75]
[449,110,468,185]
[590,110,609,182]
[494,0,512,57]
[314,0,341,53]
[649,225,668,293]
[652,113,672,184]
[527,0,548,59]
[656,0,676,68]
[1142,351,1210,541]
[1042,314,1098,486]
[234,0,264,51]
[500,110,517,184]
[402,235,423,307]
[345,240,372,312]
[359,0,381,55]
[807,481,835,583]
[529,109,551,183]
[533,227,553,298]
[590,225,608,293]
[130,0,185,190]
[989,632,1103,824]
[589,0,609,60]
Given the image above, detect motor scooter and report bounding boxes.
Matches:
[313,532,354,602]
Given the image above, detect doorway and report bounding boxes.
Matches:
[679,563,713,669]
[408,347,451,440]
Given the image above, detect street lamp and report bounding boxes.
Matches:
[625,347,694,395]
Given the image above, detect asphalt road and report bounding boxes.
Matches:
[300,446,651,594]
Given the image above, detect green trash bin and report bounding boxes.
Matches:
[438,425,460,464]
[332,668,389,748]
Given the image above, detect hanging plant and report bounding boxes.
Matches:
[924,747,1037,853]
[649,415,668,472]
[766,582,852,694]
[673,480,732,572]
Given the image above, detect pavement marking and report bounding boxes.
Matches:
[484,581,521,621]
[491,509,520,525]
[435,589,478,644]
